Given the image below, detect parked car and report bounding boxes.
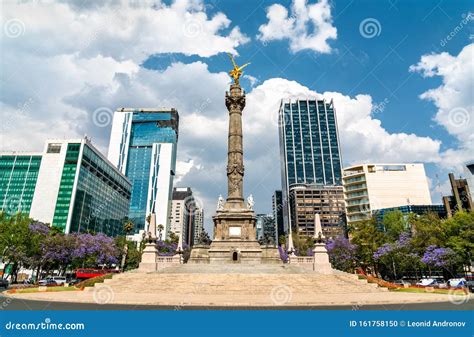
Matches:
[67,279,81,286]
[392,280,411,286]
[52,276,67,285]
[466,280,474,293]
[436,281,448,289]
[0,278,9,289]
[416,278,436,286]
[448,278,466,288]
[38,278,57,286]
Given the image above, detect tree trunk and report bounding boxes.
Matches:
[120,243,128,271]
[12,262,18,283]
[35,265,41,282]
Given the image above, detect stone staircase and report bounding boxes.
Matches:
[84,264,389,306]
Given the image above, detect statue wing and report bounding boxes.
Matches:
[227,53,238,69]
[238,63,250,71]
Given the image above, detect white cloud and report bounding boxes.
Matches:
[244,78,441,165]
[0,0,451,231]
[243,74,258,87]
[410,43,474,170]
[257,0,337,53]
[175,159,201,184]
[1,0,249,62]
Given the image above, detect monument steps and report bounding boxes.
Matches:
[86,264,389,300]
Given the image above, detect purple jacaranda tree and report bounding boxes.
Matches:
[278,245,288,263]
[373,231,413,262]
[29,222,51,236]
[156,240,190,257]
[395,231,411,249]
[373,243,394,260]
[373,232,424,280]
[421,245,457,269]
[41,234,76,272]
[41,232,119,273]
[373,243,399,279]
[26,222,52,279]
[72,233,118,265]
[156,240,177,256]
[326,236,358,272]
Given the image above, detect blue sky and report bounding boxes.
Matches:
[1,0,473,231]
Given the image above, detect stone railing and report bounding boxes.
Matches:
[157,257,177,263]
[290,256,314,271]
[294,256,314,264]
[156,255,182,270]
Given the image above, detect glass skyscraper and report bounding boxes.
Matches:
[0,154,42,215]
[278,98,344,237]
[108,108,179,236]
[1,138,132,237]
[279,99,342,186]
[272,190,285,238]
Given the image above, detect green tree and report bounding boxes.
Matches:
[444,211,474,272]
[123,220,134,235]
[0,212,31,282]
[168,231,179,244]
[197,231,211,245]
[349,217,384,275]
[157,224,164,241]
[292,232,314,256]
[278,235,286,246]
[382,210,406,241]
[120,220,134,271]
[114,236,141,271]
[410,212,446,254]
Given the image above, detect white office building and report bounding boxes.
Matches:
[1,138,131,237]
[193,207,204,243]
[343,163,432,224]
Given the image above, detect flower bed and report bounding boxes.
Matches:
[74,274,113,289]
[356,273,470,294]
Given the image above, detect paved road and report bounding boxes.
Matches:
[1,295,472,310]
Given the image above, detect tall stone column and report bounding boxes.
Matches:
[225,84,246,209]
[202,56,271,264]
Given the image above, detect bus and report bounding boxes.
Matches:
[75,268,119,280]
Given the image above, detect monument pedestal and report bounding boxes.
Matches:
[261,246,282,264]
[138,243,158,272]
[189,245,210,264]
[313,243,335,274]
[208,209,262,264]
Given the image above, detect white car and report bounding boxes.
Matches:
[416,278,436,286]
[52,276,67,285]
[38,278,56,286]
[448,278,466,288]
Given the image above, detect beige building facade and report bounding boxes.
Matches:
[343,163,432,224]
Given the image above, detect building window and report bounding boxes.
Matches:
[47,143,62,153]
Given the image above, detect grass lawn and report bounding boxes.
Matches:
[390,287,468,295]
[7,286,82,294]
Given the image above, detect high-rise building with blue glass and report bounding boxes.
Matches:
[278,98,345,237]
[108,108,179,237]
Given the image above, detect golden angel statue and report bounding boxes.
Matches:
[227,53,250,86]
